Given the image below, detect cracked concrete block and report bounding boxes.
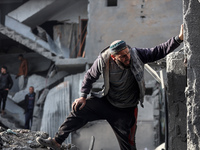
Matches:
[40,81,71,144]
[36,89,49,105]
[154,109,159,116]
[183,0,200,149]
[167,51,187,150]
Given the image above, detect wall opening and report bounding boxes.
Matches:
[77,19,88,57]
[107,0,117,7]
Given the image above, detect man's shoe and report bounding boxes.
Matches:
[36,137,61,150]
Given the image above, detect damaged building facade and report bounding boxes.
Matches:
[0,0,185,149]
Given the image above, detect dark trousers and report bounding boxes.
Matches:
[55,96,138,150]
[0,90,8,110]
[25,109,33,129]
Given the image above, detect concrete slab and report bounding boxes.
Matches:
[40,81,71,144]
[73,121,119,150]
[8,0,55,22]
[56,58,86,74]
[73,120,155,150]
[4,98,25,127]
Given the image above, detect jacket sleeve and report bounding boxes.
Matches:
[8,74,13,90]
[81,56,102,98]
[135,36,182,64]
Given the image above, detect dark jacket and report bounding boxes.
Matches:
[81,36,182,99]
[24,92,36,113]
[0,72,13,90]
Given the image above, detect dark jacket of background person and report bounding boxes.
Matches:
[24,92,36,113]
[0,72,13,90]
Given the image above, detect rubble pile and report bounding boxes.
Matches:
[0,126,77,150]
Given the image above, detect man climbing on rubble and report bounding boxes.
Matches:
[36,25,184,150]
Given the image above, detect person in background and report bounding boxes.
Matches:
[16,54,28,90]
[24,86,35,129]
[0,66,13,115]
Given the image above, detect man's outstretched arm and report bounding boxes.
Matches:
[136,24,184,64]
[72,56,102,111]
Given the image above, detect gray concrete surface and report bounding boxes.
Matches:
[56,58,86,74]
[40,81,71,144]
[7,0,83,28]
[0,98,25,128]
[31,89,49,131]
[85,0,183,64]
[8,0,55,23]
[49,0,88,23]
[183,0,200,149]
[167,50,187,150]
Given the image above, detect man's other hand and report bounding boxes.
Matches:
[72,97,86,111]
[179,24,184,41]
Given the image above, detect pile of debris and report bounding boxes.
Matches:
[0,126,77,150]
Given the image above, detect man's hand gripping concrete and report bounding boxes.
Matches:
[179,24,184,41]
[72,97,86,111]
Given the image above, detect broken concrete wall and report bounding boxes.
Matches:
[167,51,187,150]
[7,0,84,28]
[53,23,79,58]
[85,0,183,63]
[0,98,25,129]
[8,0,55,23]
[40,81,71,144]
[183,0,200,149]
[49,0,88,23]
[31,89,49,131]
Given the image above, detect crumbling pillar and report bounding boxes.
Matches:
[167,50,187,150]
[183,0,200,149]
